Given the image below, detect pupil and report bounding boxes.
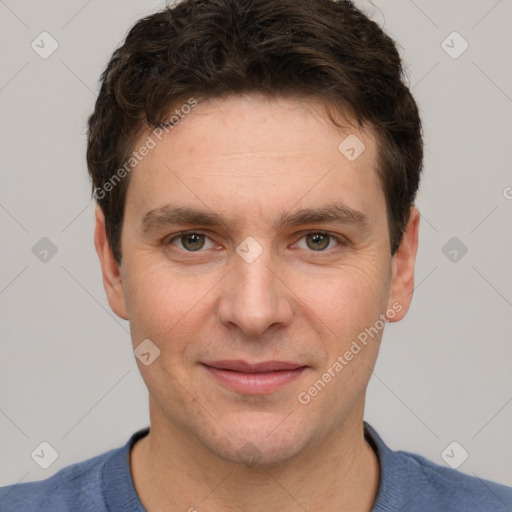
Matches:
[184,233,204,251]
[308,233,329,251]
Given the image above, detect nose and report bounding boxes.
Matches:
[217,244,293,338]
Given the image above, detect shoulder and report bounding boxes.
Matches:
[364,422,512,512]
[0,450,110,512]
[396,449,512,511]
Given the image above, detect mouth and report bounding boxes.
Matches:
[201,360,308,395]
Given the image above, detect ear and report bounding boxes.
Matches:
[94,206,129,320]
[386,206,420,322]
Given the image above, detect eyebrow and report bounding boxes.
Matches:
[139,202,370,233]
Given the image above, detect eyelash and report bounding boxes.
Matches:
[164,230,348,254]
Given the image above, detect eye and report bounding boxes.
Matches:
[167,232,215,252]
[295,231,344,252]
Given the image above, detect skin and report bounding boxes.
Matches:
[94,94,420,511]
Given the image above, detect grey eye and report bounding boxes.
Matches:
[169,232,210,251]
[181,233,205,251]
[295,232,344,252]
[305,233,332,251]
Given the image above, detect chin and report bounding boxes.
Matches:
[215,437,309,467]
[193,413,313,467]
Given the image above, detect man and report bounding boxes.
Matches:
[1,0,511,510]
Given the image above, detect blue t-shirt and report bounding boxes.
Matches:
[1,422,511,511]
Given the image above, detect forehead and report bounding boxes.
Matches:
[124,95,384,227]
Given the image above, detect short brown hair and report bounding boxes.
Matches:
[87,0,423,264]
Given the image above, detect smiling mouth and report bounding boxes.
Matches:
[201,360,308,394]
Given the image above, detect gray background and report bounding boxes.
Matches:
[1,0,511,489]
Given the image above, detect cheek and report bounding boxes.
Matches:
[123,261,216,353]
[297,258,390,335]
[295,264,388,419]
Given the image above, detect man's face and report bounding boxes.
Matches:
[96,95,417,465]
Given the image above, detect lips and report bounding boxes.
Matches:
[203,360,305,372]
[202,360,308,394]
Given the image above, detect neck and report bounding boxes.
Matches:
[131,402,380,512]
